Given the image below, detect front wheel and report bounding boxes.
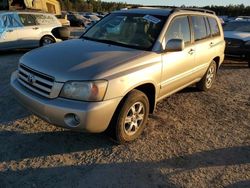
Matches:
[40,36,55,47]
[196,60,217,91]
[113,90,149,144]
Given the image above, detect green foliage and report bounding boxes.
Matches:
[60,1,250,16]
[60,0,127,12]
[203,4,250,16]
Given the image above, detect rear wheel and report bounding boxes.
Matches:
[112,90,149,144]
[196,60,217,91]
[40,36,55,47]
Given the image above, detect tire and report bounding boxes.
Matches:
[40,36,55,47]
[196,60,217,91]
[111,90,149,144]
[248,61,250,68]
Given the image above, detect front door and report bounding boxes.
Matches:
[17,13,41,48]
[159,16,195,98]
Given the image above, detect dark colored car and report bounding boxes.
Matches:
[67,13,90,27]
[224,21,250,67]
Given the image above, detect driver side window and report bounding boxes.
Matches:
[165,16,191,46]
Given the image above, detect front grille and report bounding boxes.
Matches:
[225,38,244,48]
[18,64,55,98]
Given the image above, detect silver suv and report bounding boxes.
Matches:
[11,8,225,143]
[0,11,62,50]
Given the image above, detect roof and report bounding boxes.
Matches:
[0,10,52,15]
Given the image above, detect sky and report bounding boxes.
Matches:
[103,0,250,7]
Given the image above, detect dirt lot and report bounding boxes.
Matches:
[0,47,249,187]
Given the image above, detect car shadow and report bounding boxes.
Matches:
[0,49,31,56]
[0,146,249,187]
[178,86,200,94]
[221,61,249,69]
[224,180,250,188]
[0,130,115,163]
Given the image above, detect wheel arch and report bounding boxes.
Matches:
[213,56,220,71]
[118,82,157,114]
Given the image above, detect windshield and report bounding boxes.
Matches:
[223,22,250,32]
[82,13,167,51]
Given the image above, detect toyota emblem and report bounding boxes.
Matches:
[27,74,36,84]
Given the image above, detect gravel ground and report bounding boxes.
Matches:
[0,43,249,187]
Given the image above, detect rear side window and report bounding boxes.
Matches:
[18,14,36,26]
[34,14,57,25]
[165,16,191,45]
[191,16,209,41]
[208,17,220,37]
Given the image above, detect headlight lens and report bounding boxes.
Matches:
[245,41,250,46]
[60,80,108,101]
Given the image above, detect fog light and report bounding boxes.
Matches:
[64,113,80,127]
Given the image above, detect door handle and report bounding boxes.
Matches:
[33,27,39,30]
[6,30,13,32]
[188,49,195,55]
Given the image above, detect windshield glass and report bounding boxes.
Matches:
[223,22,250,32]
[82,13,167,51]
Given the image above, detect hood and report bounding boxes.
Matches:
[20,39,147,82]
[224,31,250,41]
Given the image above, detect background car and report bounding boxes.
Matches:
[0,11,62,50]
[235,16,250,21]
[56,13,70,27]
[224,21,250,67]
[67,13,91,27]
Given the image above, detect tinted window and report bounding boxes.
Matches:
[192,16,209,41]
[18,14,36,26]
[208,17,220,37]
[165,16,191,45]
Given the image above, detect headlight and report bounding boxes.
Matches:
[60,80,108,101]
[245,41,250,46]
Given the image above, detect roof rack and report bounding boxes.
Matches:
[174,8,215,15]
[133,6,216,15]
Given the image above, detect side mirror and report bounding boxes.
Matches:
[51,27,70,41]
[165,39,184,52]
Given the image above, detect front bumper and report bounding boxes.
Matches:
[225,46,250,62]
[10,71,122,133]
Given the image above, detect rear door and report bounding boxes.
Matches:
[207,17,224,62]
[0,14,20,50]
[34,14,61,34]
[190,15,218,78]
[17,13,42,48]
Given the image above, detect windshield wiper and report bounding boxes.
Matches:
[81,36,149,51]
[82,36,130,47]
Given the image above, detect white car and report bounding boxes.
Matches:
[0,11,62,50]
